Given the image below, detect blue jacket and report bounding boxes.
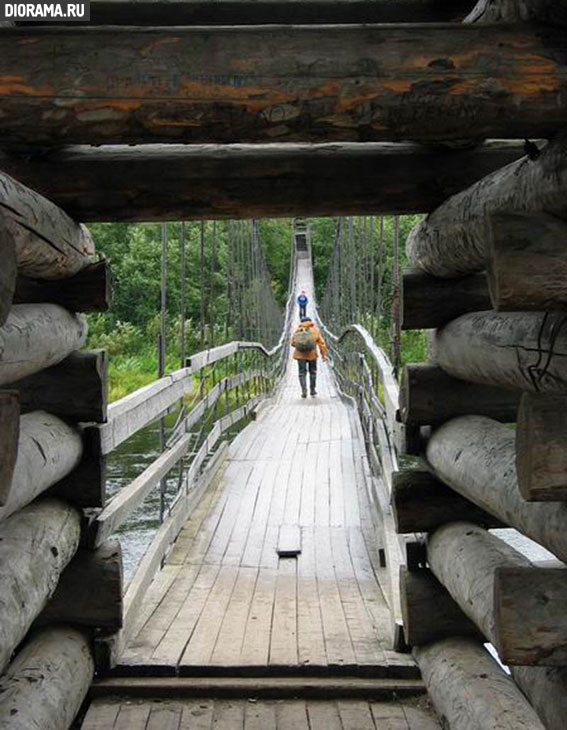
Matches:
[297,295,308,306]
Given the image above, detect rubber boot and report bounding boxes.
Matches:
[310,373,317,397]
[299,374,308,398]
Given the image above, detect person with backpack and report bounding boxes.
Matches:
[291,316,328,398]
[297,290,308,318]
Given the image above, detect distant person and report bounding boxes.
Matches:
[297,290,308,318]
[291,316,328,398]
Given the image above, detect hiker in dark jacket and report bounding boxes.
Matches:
[291,317,328,398]
[297,290,308,318]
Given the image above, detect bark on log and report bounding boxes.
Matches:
[393,469,504,534]
[0,171,95,279]
[400,566,483,647]
[401,269,491,330]
[486,213,567,311]
[37,540,123,631]
[516,393,567,500]
[0,626,93,730]
[513,666,567,730]
[0,142,525,221]
[0,499,81,674]
[0,391,19,506]
[39,0,474,25]
[432,310,567,393]
[0,304,87,387]
[0,411,83,523]
[495,566,567,665]
[406,135,567,278]
[400,363,521,426]
[2,350,107,423]
[13,260,111,313]
[415,638,546,730]
[427,522,535,661]
[1,26,567,147]
[427,415,567,562]
[466,0,567,25]
[0,211,16,327]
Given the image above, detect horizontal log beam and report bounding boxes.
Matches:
[0,303,87,387]
[0,411,83,522]
[0,499,81,674]
[37,540,123,631]
[513,666,567,730]
[0,142,526,220]
[2,349,108,423]
[0,626,93,730]
[0,170,95,279]
[0,210,16,325]
[407,135,567,278]
[401,269,491,330]
[466,0,567,25]
[1,25,567,146]
[31,0,474,25]
[433,310,567,393]
[415,638,546,730]
[13,259,111,312]
[392,469,505,534]
[427,415,567,562]
[400,363,521,426]
[50,424,106,508]
[516,393,567,500]
[0,391,19,505]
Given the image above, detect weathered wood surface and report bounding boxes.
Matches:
[0,391,19,505]
[0,211,16,326]
[2,349,107,423]
[40,0,473,25]
[427,523,532,656]
[0,304,87,386]
[400,363,521,426]
[37,540,123,631]
[0,499,81,674]
[494,566,567,665]
[0,142,525,221]
[14,259,111,312]
[513,666,567,730]
[0,410,82,522]
[49,439,106,509]
[400,567,482,647]
[392,470,504,534]
[517,393,567,500]
[432,310,567,393]
[486,213,567,311]
[466,0,567,25]
[407,136,567,277]
[2,25,567,147]
[0,170,95,279]
[0,626,94,730]
[415,638,546,730]
[427,415,567,564]
[401,269,491,330]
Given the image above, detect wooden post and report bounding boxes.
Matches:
[392,470,504,534]
[0,304,87,387]
[406,135,567,278]
[400,566,483,647]
[2,350,108,423]
[486,213,567,311]
[400,363,521,426]
[427,415,567,564]
[13,259,111,313]
[0,498,81,673]
[37,540,123,631]
[1,26,567,146]
[401,269,491,330]
[415,638,546,730]
[0,411,83,522]
[0,141,525,221]
[516,393,567,501]
[513,666,567,730]
[0,210,16,327]
[0,170,95,279]
[0,626,93,730]
[0,391,19,506]
[432,310,567,393]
